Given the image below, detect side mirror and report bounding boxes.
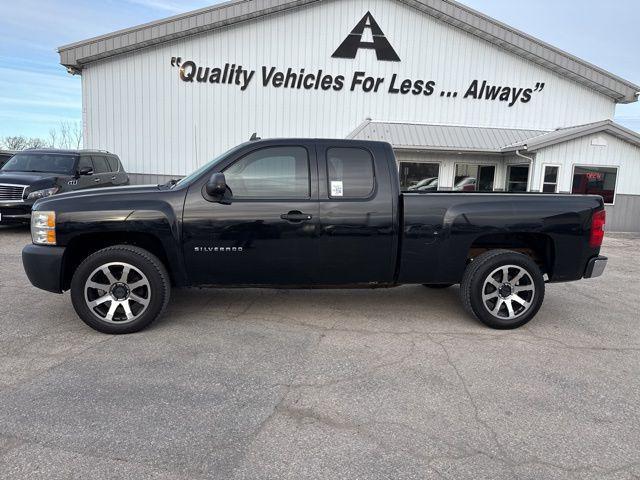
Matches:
[205,172,228,198]
[79,166,93,176]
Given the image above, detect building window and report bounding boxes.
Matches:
[400,162,440,191]
[224,146,310,198]
[454,164,495,192]
[327,147,375,198]
[542,165,559,193]
[571,165,618,204]
[507,165,530,192]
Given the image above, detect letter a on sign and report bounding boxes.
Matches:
[332,12,401,62]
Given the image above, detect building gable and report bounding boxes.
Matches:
[59,0,639,104]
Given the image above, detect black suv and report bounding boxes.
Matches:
[0,149,129,224]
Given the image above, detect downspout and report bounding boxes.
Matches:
[515,147,535,192]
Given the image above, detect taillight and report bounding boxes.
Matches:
[589,209,606,248]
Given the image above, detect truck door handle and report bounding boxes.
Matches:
[281,211,313,222]
[94,178,101,183]
[111,176,117,180]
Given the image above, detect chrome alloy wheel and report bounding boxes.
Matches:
[84,262,151,324]
[481,265,536,320]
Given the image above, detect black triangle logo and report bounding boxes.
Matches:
[332,12,401,62]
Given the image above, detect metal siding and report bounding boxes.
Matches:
[605,195,640,232]
[59,0,640,101]
[83,0,617,177]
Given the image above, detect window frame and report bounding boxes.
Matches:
[453,162,499,192]
[77,155,94,174]
[506,163,531,193]
[325,146,377,200]
[541,164,561,194]
[91,155,111,174]
[222,145,313,201]
[571,163,619,206]
[398,160,442,192]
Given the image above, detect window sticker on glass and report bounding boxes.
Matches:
[331,181,344,197]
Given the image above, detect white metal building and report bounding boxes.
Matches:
[58,0,640,231]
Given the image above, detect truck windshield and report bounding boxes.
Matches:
[1,153,77,174]
[174,143,247,187]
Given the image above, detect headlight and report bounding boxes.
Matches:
[27,187,60,200]
[31,211,56,245]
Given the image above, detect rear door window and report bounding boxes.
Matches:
[326,148,375,198]
[92,156,110,174]
[107,156,120,172]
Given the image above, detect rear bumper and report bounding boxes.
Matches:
[22,244,65,293]
[584,255,608,279]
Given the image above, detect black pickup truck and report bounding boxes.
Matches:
[22,138,607,334]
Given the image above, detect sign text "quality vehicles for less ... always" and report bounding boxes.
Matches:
[170,57,546,107]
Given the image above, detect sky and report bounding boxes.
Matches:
[1,0,638,140]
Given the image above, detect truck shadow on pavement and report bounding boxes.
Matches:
[159,285,479,333]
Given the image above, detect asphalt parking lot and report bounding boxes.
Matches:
[0,226,639,480]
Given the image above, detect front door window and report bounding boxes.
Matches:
[223,146,310,199]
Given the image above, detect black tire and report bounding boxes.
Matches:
[423,284,455,289]
[460,249,545,329]
[70,245,170,334]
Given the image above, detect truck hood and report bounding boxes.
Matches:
[0,171,64,185]
[36,185,168,210]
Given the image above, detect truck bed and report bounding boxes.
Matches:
[398,191,604,284]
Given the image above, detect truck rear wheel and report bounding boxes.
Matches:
[70,245,170,334]
[460,250,545,329]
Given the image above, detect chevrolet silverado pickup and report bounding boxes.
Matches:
[22,138,608,334]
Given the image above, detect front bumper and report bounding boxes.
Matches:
[22,244,66,293]
[584,255,608,279]
[0,202,33,224]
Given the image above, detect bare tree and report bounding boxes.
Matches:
[55,121,83,149]
[59,122,71,149]
[25,138,48,149]
[49,128,58,149]
[1,121,82,151]
[72,122,83,149]
[1,136,28,150]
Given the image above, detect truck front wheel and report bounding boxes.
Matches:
[460,250,545,329]
[70,245,171,334]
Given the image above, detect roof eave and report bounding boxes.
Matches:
[502,120,640,152]
[58,0,322,72]
[393,145,503,155]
